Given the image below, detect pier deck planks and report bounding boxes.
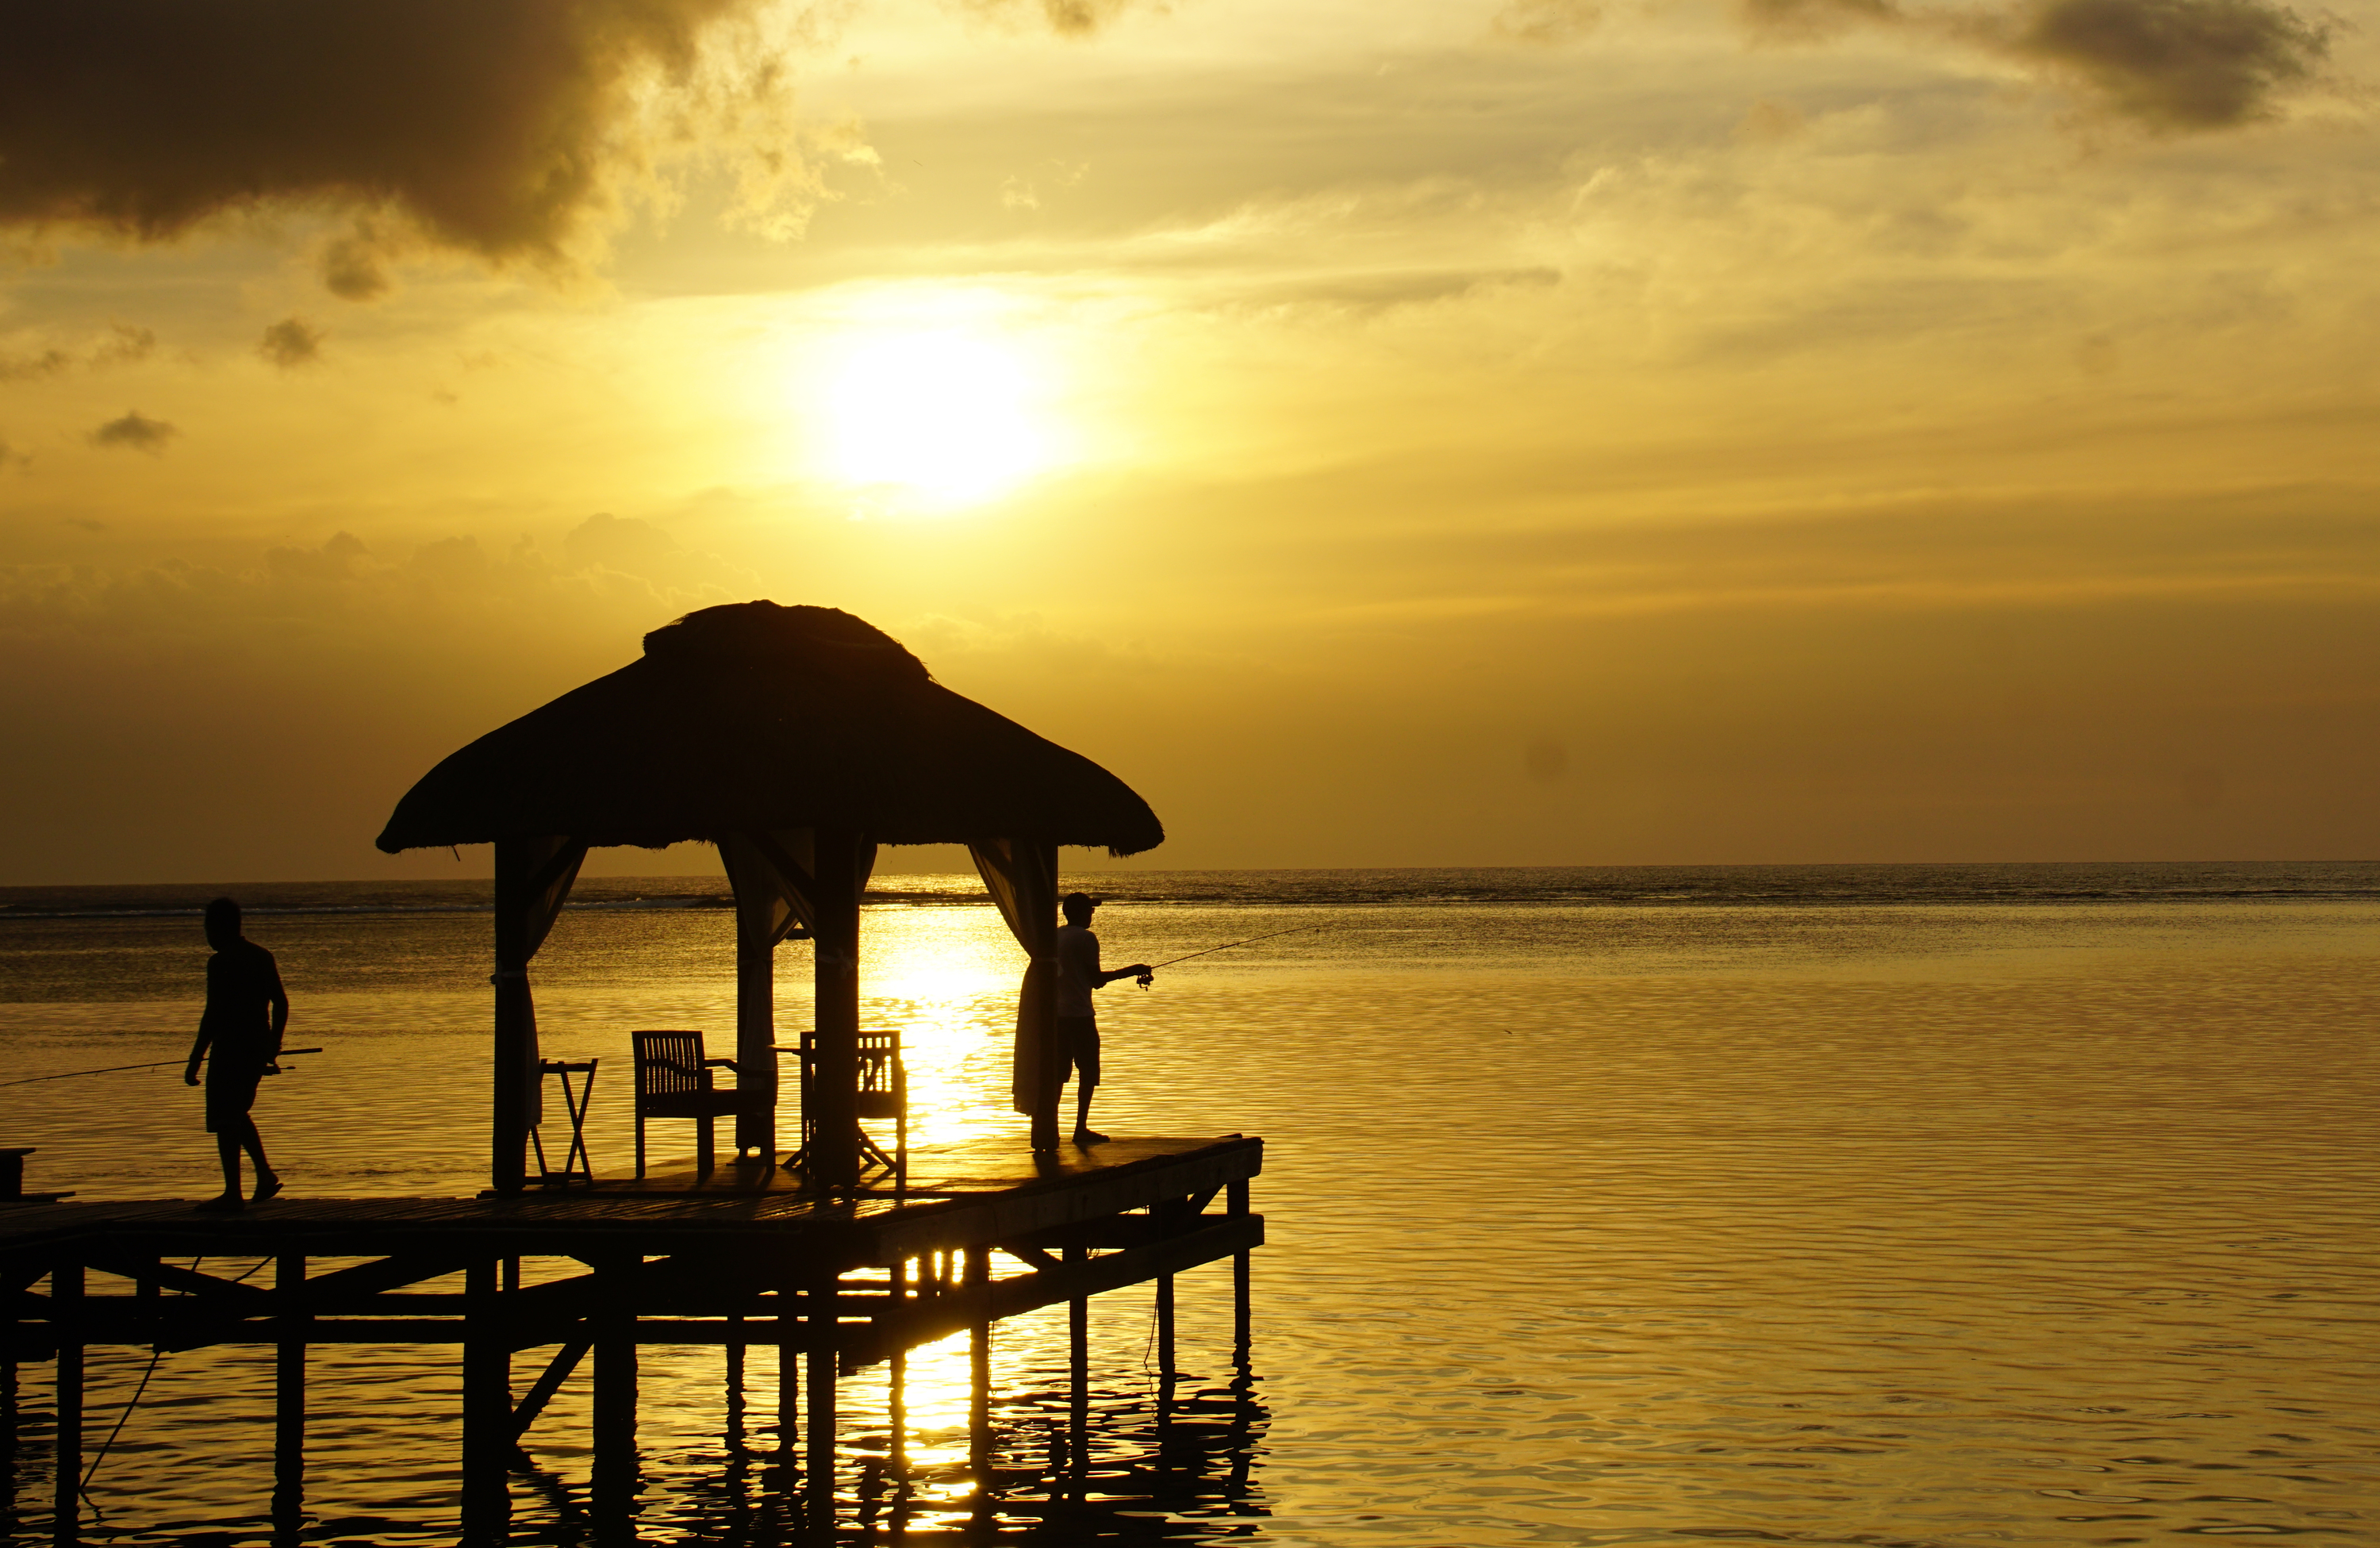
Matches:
[0,1133,1262,1285]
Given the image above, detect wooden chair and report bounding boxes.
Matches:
[795,1028,907,1179]
[631,1031,741,1178]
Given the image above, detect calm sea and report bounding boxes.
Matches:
[2,863,2375,1545]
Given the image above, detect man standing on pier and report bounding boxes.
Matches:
[1044,892,1152,1149]
[183,897,287,1210]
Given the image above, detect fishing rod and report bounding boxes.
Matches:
[1138,925,1321,986]
[0,1049,324,1089]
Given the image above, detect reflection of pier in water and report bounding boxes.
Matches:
[0,1134,1264,1543]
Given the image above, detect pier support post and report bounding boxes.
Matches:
[775,1308,799,1461]
[50,1262,80,1548]
[2,1342,15,1534]
[1230,1178,1252,1368]
[274,1252,307,1545]
[461,1258,511,1541]
[887,1258,908,1515]
[722,1317,752,1522]
[592,1258,638,1523]
[804,1275,837,1535]
[726,1319,746,1453]
[1156,1270,1177,1439]
[1066,1239,1088,1504]
[966,1247,992,1523]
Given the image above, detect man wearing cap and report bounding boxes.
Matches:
[1045,892,1151,1148]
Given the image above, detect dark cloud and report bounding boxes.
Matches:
[0,0,755,284]
[0,324,155,381]
[0,345,72,382]
[90,409,178,453]
[2009,0,2330,129]
[259,317,325,369]
[63,517,108,532]
[1740,0,2328,129]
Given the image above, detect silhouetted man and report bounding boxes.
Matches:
[184,897,287,1210]
[1044,892,1151,1149]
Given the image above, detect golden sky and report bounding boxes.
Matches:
[2,0,2374,882]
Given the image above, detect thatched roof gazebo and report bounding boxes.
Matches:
[377,601,1163,1193]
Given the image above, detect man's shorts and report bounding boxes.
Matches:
[1053,1015,1102,1089]
[205,1057,267,1133]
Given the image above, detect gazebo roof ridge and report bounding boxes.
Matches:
[640,601,934,686]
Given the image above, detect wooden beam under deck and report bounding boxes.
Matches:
[0,1135,1263,1363]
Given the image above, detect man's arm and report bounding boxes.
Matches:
[185,1024,213,1086]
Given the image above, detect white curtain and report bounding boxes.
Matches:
[970,839,1059,1115]
[493,833,588,1133]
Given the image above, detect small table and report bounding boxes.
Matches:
[770,1041,902,1176]
[532,1059,598,1187]
[0,1147,73,1204]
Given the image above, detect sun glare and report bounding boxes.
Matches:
[820,329,1056,512]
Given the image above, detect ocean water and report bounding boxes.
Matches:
[2,863,2376,1545]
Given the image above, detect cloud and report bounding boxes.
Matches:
[0,0,789,287]
[89,409,178,453]
[1741,0,2329,129]
[259,317,324,369]
[267,530,371,582]
[563,511,681,574]
[63,517,107,532]
[2005,0,2332,129]
[0,324,155,382]
[963,0,1137,36]
[319,229,397,302]
[1493,0,1606,44]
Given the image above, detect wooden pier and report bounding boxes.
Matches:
[0,1133,1264,1544]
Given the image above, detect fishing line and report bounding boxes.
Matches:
[80,1252,209,1504]
[1,1049,324,1088]
[1138,926,1322,986]
[82,1346,165,1500]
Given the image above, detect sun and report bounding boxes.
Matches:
[820,329,1056,511]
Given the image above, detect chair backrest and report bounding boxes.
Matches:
[633,1031,709,1098]
[797,1029,903,1089]
[856,1030,901,1094]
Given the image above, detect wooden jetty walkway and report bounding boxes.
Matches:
[2,604,1267,1540]
[1,1133,1264,1543]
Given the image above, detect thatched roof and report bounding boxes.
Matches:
[375,601,1164,855]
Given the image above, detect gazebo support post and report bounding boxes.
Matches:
[732,889,777,1162]
[809,825,863,1194]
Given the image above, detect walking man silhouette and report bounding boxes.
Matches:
[1044,892,1152,1149]
[184,897,287,1210]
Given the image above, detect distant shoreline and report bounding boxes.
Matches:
[6,860,2378,921]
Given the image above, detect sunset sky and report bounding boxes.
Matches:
[3,0,2374,883]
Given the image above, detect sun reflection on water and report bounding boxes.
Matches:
[856,905,1019,1146]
